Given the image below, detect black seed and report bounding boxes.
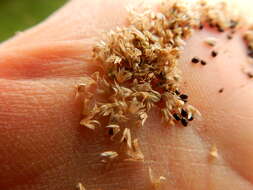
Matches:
[199,23,204,30]
[108,128,114,136]
[175,90,180,95]
[211,50,218,57]
[181,109,188,118]
[181,118,188,127]
[218,88,224,93]
[188,116,194,121]
[191,57,200,63]
[173,113,181,121]
[180,94,188,100]
[200,60,207,65]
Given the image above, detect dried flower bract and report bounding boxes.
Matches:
[149,167,166,189]
[76,183,86,190]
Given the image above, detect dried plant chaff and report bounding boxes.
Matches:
[76,183,86,190]
[125,139,144,161]
[148,167,166,189]
[204,37,218,47]
[120,128,132,149]
[80,119,100,130]
[106,124,120,140]
[100,151,119,160]
[209,144,218,159]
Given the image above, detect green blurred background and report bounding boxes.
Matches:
[0,0,68,42]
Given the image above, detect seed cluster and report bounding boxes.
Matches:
[78,0,242,164]
[78,1,203,161]
[191,57,207,66]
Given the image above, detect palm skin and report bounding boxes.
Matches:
[0,0,253,189]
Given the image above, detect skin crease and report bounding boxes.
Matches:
[0,0,253,189]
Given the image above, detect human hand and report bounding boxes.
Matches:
[0,0,253,190]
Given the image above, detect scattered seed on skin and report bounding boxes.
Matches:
[211,50,218,57]
[191,57,200,64]
[218,88,224,93]
[76,183,86,190]
[204,37,217,47]
[78,0,244,165]
[200,60,207,65]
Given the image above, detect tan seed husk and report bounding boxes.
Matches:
[76,183,86,190]
[149,167,166,189]
[209,144,218,159]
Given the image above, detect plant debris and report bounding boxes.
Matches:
[100,151,119,162]
[76,183,86,190]
[125,138,144,161]
[209,144,218,159]
[204,37,217,47]
[149,167,166,189]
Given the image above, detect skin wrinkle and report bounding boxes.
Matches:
[0,40,96,79]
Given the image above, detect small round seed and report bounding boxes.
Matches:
[211,50,218,57]
[200,60,207,65]
[191,57,200,63]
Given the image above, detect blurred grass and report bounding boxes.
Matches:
[0,0,68,42]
